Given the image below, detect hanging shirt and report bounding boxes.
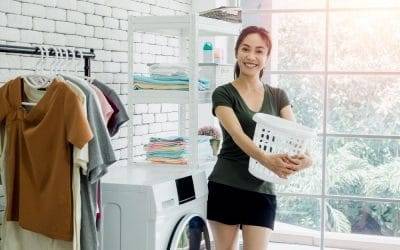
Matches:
[8,79,87,250]
[90,85,114,124]
[61,74,116,250]
[0,131,72,250]
[0,77,93,241]
[91,79,129,137]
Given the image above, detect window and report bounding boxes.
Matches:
[242,0,400,248]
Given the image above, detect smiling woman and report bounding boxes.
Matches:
[233,26,272,80]
[207,25,313,250]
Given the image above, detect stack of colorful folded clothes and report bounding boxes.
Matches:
[144,136,213,165]
[144,136,188,164]
[133,63,210,91]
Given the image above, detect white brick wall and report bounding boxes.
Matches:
[0,13,6,26]
[45,7,66,21]
[0,0,191,164]
[67,10,86,24]
[33,18,55,32]
[8,14,32,29]
[22,3,46,17]
[112,8,127,19]
[55,21,76,34]
[21,30,43,44]
[76,1,95,14]
[0,1,22,15]
[142,114,155,124]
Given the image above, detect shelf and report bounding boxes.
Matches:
[130,15,241,37]
[102,160,215,187]
[128,88,212,104]
[128,158,216,170]
[127,13,226,172]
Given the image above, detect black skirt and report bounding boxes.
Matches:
[207,181,277,230]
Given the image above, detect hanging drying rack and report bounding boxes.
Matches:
[0,44,95,77]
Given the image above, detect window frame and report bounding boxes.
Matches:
[241,0,400,249]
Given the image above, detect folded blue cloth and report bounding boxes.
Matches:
[151,74,209,85]
[146,150,188,159]
[133,74,210,90]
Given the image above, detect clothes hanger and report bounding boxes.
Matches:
[59,47,69,74]
[21,46,48,106]
[54,47,66,81]
[22,46,49,89]
[67,48,76,75]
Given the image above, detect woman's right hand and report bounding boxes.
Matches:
[261,153,298,179]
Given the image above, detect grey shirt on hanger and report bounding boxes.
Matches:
[62,74,116,250]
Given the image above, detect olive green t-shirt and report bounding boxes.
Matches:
[209,83,290,195]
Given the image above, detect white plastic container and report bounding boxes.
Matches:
[249,113,316,184]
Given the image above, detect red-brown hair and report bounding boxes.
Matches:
[234,26,272,79]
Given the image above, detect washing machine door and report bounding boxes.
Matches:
[167,214,211,250]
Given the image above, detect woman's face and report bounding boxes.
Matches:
[236,33,269,78]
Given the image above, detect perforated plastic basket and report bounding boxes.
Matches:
[249,113,316,184]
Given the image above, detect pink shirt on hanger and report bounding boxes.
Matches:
[90,84,114,124]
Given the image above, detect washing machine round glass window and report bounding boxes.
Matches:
[168,214,211,250]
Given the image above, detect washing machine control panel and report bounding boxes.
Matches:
[175,176,195,204]
[152,170,208,213]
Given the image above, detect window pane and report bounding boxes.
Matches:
[276,196,321,232]
[276,136,322,195]
[327,75,400,135]
[273,74,324,132]
[330,0,400,8]
[328,11,400,71]
[242,13,325,71]
[326,199,400,241]
[327,137,400,199]
[241,0,326,9]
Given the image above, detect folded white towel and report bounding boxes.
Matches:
[149,63,190,76]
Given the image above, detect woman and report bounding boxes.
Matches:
[207,26,313,250]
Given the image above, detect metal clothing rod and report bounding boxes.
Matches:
[0,45,95,77]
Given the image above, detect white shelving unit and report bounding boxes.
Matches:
[127,13,241,170]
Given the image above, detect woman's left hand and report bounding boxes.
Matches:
[286,152,313,171]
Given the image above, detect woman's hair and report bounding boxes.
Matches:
[234,26,272,79]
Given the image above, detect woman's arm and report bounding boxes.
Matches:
[280,104,296,121]
[215,106,297,178]
[280,104,313,169]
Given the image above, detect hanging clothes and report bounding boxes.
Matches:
[15,78,89,250]
[91,79,129,137]
[89,85,114,125]
[0,77,93,241]
[0,74,123,250]
[61,74,116,250]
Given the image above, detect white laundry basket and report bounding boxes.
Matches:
[249,113,316,184]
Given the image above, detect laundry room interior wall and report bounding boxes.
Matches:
[0,0,192,166]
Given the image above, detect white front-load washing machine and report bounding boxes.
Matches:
[100,165,211,250]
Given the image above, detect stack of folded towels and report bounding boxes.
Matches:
[144,135,213,165]
[133,63,210,91]
[144,136,188,164]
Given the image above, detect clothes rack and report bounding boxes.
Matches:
[0,45,95,77]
